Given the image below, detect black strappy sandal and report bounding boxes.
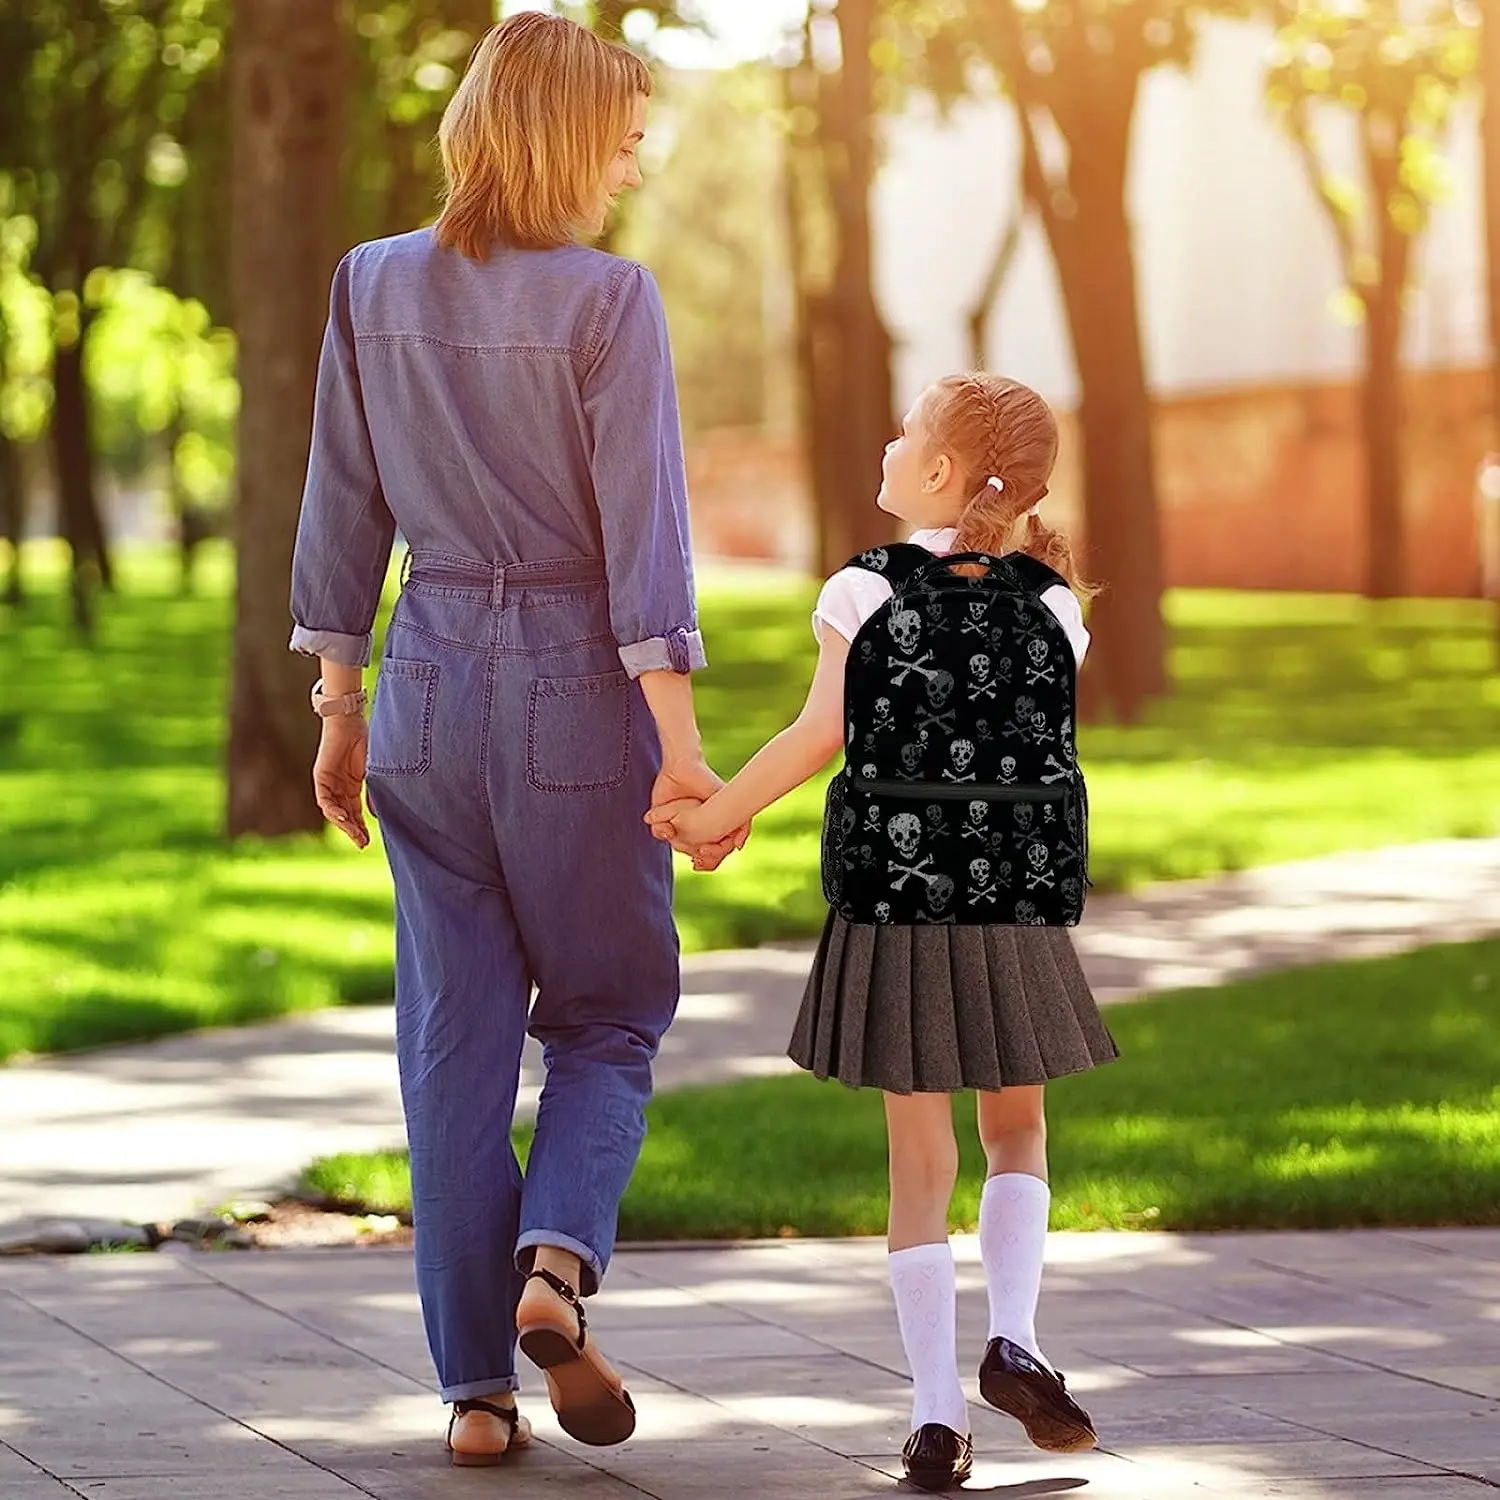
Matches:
[516,1267,636,1447]
[446,1397,530,1467]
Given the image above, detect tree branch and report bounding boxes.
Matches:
[1288,99,1359,285]
[968,159,1029,369]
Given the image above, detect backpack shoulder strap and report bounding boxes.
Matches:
[1001,551,1069,598]
[839,542,934,591]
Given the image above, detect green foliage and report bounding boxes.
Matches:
[619,65,788,433]
[347,2,498,243]
[0,216,52,442]
[303,936,1500,1235]
[85,270,237,503]
[5,0,226,291]
[1267,0,1479,298]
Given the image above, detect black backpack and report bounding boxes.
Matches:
[821,544,1090,927]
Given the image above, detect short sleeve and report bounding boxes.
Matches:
[1041,584,1090,667]
[812,568,895,644]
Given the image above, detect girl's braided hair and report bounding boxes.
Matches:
[925,373,1099,599]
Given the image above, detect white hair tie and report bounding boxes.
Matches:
[986,476,1004,493]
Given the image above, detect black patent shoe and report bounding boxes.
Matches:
[901,1423,974,1491]
[978,1336,1097,1453]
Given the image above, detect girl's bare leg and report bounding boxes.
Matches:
[885,1091,960,1250]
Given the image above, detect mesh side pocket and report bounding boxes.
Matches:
[821,773,848,905]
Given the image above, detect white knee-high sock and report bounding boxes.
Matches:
[979,1173,1051,1363]
[888,1242,969,1434]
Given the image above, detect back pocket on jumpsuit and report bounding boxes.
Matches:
[527,671,631,793]
[368,659,439,776]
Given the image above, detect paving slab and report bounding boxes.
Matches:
[4,836,1499,1236]
[6,1230,1498,1499]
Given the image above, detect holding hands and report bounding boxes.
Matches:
[648,758,750,872]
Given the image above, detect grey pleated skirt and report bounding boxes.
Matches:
[788,914,1119,1094]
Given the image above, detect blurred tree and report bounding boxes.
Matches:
[1484,6,1500,459]
[786,0,895,572]
[0,298,21,606]
[1268,0,1479,600]
[3,2,216,628]
[347,1,497,247]
[0,0,223,632]
[618,67,786,434]
[226,0,345,838]
[922,1,1257,724]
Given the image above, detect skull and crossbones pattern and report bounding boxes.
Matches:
[887,813,923,859]
[963,800,989,843]
[968,857,999,905]
[886,852,956,914]
[968,654,997,703]
[1024,839,1056,891]
[887,608,923,656]
[1025,637,1057,686]
[942,738,977,782]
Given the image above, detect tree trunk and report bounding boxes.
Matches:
[822,0,895,568]
[0,294,22,606]
[782,2,894,575]
[1360,124,1410,600]
[1022,83,1165,724]
[226,0,346,839]
[1486,10,1500,444]
[50,324,112,635]
[1482,8,1500,648]
[0,426,22,607]
[1360,283,1405,599]
[968,187,1026,371]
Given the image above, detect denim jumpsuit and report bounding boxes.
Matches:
[288,230,705,1402]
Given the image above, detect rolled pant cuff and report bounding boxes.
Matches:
[515,1229,606,1297]
[441,1375,520,1402]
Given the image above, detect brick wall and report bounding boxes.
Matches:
[686,366,1496,596]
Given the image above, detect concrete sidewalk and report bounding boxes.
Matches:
[3,1228,1498,1499]
[4,838,1500,1235]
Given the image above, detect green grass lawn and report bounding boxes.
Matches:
[302,937,1500,1234]
[1,540,1498,1061]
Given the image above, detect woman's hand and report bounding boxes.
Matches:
[649,758,750,871]
[647,797,719,853]
[313,715,371,849]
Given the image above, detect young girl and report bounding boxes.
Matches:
[648,373,1118,1491]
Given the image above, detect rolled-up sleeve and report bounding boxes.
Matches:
[583,264,706,678]
[288,250,396,668]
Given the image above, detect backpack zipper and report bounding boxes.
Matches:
[850,777,1069,803]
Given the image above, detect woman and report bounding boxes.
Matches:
[288,12,743,1466]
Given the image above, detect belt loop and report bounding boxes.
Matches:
[492,560,506,610]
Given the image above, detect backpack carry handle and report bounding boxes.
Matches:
[904,550,1066,598]
[904,551,1010,588]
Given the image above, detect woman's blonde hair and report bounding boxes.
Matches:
[435,11,652,259]
[926,373,1100,600]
